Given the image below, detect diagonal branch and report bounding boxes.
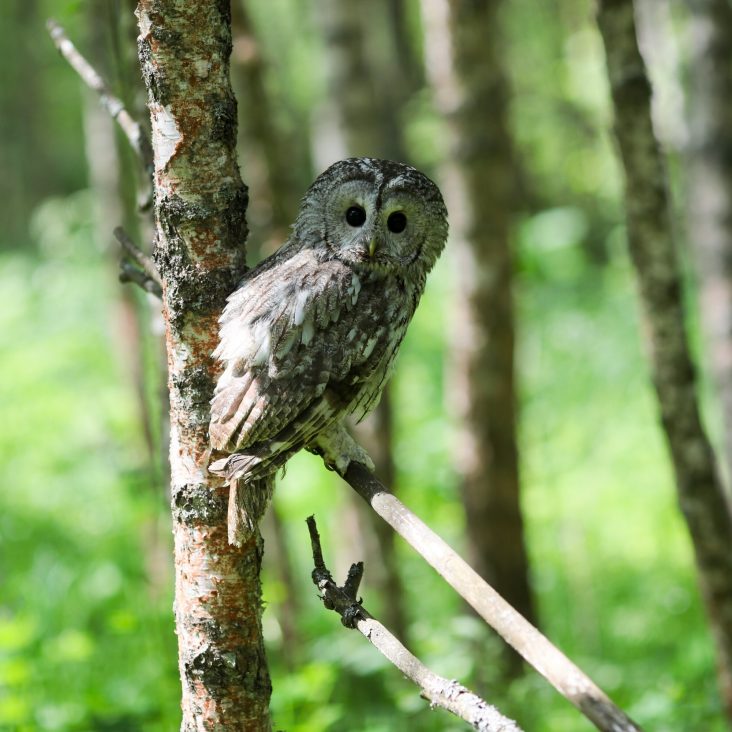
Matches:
[46,19,154,175]
[339,462,643,732]
[114,227,162,299]
[119,260,162,298]
[306,516,523,732]
[114,227,162,287]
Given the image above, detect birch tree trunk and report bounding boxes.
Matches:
[597,0,732,719]
[422,0,537,648]
[686,0,732,491]
[135,2,271,728]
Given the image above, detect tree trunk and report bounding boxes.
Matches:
[135,2,271,728]
[2,0,45,251]
[685,0,732,494]
[83,0,173,594]
[314,0,409,640]
[597,0,732,720]
[230,1,305,661]
[422,0,537,657]
[231,0,303,261]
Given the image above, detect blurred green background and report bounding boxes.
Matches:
[0,0,724,730]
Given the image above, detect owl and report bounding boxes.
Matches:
[209,157,448,545]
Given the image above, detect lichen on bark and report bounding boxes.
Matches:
[135,0,271,728]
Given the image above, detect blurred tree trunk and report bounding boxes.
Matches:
[385,0,423,94]
[135,1,271,728]
[230,0,303,663]
[1,0,43,250]
[422,0,537,668]
[118,0,172,504]
[85,0,155,484]
[84,0,171,594]
[231,0,304,262]
[314,0,410,641]
[685,0,732,494]
[597,0,732,720]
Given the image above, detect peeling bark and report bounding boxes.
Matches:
[135,1,271,728]
[597,0,732,719]
[422,0,537,654]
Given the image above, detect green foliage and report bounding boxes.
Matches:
[0,198,178,731]
[4,186,722,730]
[0,0,726,729]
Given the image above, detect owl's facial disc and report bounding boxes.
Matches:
[320,174,433,276]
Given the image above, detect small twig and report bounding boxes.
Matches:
[115,226,162,298]
[114,227,162,289]
[340,463,644,732]
[306,516,522,732]
[119,261,163,298]
[46,19,154,175]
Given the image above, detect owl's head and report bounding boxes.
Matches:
[294,158,448,278]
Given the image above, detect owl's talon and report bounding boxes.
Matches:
[313,424,375,475]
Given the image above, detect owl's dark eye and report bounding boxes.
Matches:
[345,206,367,227]
[387,211,407,234]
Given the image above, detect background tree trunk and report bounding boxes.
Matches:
[313,0,409,640]
[231,0,304,262]
[230,0,304,663]
[1,0,47,252]
[685,0,732,493]
[422,0,537,669]
[84,0,171,594]
[135,1,271,728]
[597,0,732,720]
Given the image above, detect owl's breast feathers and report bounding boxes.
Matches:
[208,248,416,479]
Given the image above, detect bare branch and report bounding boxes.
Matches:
[115,227,162,298]
[46,19,154,174]
[113,227,162,288]
[340,463,644,732]
[119,261,162,299]
[306,516,523,732]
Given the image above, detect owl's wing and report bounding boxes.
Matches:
[209,248,383,459]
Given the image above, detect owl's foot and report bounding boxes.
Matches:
[312,424,375,475]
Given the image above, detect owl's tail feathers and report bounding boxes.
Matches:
[209,454,276,546]
[226,475,274,547]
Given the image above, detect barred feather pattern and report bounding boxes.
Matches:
[209,158,448,544]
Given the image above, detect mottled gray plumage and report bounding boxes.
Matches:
[209,157,448,544]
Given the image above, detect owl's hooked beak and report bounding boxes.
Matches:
[360,228,382,261]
